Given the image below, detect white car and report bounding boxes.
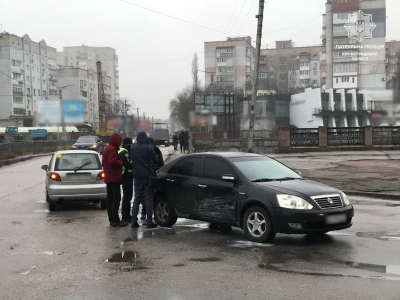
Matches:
[41,150,107,211]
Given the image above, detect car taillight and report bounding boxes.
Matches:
[97,171,106,180]
[49,172,61,181]
[91,144,98,149]
[165,140,168,143]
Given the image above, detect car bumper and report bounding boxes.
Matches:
[270,205,354,234]
[48,184,107,201]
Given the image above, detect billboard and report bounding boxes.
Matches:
[37,101,61,125]
[63,100,85,124]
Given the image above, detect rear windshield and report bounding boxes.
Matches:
[55,153,101,171]
[77,136,97,143]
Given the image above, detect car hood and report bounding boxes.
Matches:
[73,142,96,146]
[255,179,340,198]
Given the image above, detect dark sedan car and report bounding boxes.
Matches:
[153,153,354,243]
[72,136,104,154]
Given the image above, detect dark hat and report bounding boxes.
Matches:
[123,137,133,145]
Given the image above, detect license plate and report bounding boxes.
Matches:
[66,174,91,182]
[325,214,347,225]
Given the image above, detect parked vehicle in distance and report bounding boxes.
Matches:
[150,127,170,147]
[29,129,47,141]
[41,150,107,211]
[72,136,104,153]
[153,153,354,243]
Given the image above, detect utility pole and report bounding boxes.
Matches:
[151,116,154,130]
[247,0,265,153]
[58,84,74,140]
[210,73,214,133]
[124,99,127,115]
[137,108,140,121]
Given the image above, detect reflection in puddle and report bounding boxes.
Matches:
[188,257,221,262]
[228,241,274,248]
[176,224,209,229]
[106,251,139,263]
[19,266,37,275]
[356,231,400,241]
[33,209,50,213]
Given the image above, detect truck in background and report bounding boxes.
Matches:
[149,123,169,147]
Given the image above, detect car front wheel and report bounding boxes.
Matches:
[154,197,177,227]
[243,206,275,243]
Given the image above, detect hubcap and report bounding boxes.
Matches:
[156,201,169,222]
[247,212,267,238]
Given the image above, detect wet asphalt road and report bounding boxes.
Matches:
[1,155,400,300]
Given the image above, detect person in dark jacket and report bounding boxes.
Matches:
[130,131,158,229]
[184,130,189,152]
[102,133,128,227]
[118,137,134,223]
[172,132,178,150]
[178,130,186,153]
[148,137,164,170]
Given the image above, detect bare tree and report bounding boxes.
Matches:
[106,99,134,117]
[192,52,200,92]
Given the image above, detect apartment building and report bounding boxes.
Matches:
[386,40,400,88]
[57,67,112,130]
[57,45,119,102]
[259,41,324,93]
[0,33,58,124]
[204,36,255,94]
[322,0,386,91]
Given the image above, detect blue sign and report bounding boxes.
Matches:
[63,100,85,124]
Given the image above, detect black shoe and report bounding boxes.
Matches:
[131,222,140,228]
[140,215,146,220]
[118,221,128,227]
[122,218,132,223]
[146,223,158,229]
[110,222,117,227]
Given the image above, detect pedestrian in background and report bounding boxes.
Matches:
[172,132,178,151]
[118,137,134,223]
[102,133,128,227]
[178,130,186,153]
[130,131,158,229]
[148,137,164,170]
[184,130,189,153]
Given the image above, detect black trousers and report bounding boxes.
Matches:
[106,183,121,223]
[121,177,133,221]
[132,179,154,224]
[180,144,184,153]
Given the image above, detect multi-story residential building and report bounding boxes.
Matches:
[386,40,400,88]
[58,67,112,130]
[204,36,255,94]
[322,0,386,91]
[57,45,119,103]
[259,41,323,93]
[0,33,58,125]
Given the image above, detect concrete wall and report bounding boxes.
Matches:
[290,88,323,128]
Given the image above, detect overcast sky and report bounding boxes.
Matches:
[1,0,399,120]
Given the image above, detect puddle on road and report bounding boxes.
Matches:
[19,266,36,275]
[356,231,400,241]
[33,209,50,213]
[106,251,139,263]
[188,257,221,262]
[228,240,274,248]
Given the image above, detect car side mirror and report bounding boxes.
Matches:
[41,165,48,171]
[222,174,235,182]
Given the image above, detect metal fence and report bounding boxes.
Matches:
[212,131,225,139]
[373,127,400,146]
[0,141,74,159]
[327,127,364,147]
[290,128,319,148]
[209,130,278,140]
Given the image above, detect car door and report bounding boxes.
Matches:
[166,157,204,216]
[197,157,238,221]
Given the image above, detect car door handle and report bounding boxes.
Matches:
[167,179,174,182]
[198,184,207,188]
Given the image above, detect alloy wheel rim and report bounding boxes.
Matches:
[247,212,267,238]
[156,201,169,222]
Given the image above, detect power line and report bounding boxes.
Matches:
[120,0,228,35]
[220,0,240,40]
[229,0,249,36]
[280,23,322,41]
[237,0,257,34]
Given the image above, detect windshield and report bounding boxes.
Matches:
[55,153,101,171]
[76,136,97,143]
[230,157,302,182]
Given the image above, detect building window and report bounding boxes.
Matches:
[227,67,233,72]
[43,79,46,85]
[259,73,267,78]
[300,62,310,67]
[336,78,339,84]
[292,64,296,70]
[26,76,29,82]
[12,73,22,80]
[333,25,347,32]
[217,58,226,63]
[43,90,46,97]
[314,71,318,75]
[392,66,396,73]
[13,85,23,96]
[80,90,88,97]
[33,89,36,96]
[342,76,350,83]
[26,64,29,70]
[280,65,287,71]
[352,77,355,83]
[392,58,397,64]
[313,80,318,85]
[334,63,357,74]
[391,50,396,55]
[38,90,41,96]
[13,108,26,115]
[12,60,22,67]
[27,87,31,94]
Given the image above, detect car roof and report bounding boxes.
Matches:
[55,150,100,155]
[188,152,265,159]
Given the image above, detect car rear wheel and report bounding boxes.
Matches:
[243,206,275,243]
[100,199,107,209]
[154,197,177,227]
[46,191,57,211]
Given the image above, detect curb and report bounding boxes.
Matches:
[344,190,400,201]
[164,149,178,163]
[0,153,52,168]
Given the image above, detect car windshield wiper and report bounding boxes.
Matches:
[275,177,299,181]
[252,178,275,182]
[74,162,92,172]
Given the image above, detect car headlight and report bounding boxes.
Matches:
[72,145,77,149]
[341,192,351,206]
[276,194,313,210]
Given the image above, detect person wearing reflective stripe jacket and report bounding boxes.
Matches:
[118,137,134,223]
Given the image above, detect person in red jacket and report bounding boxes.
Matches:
[102,133,128,227]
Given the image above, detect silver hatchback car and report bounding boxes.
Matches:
[41,150,107,211]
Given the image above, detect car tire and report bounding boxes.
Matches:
[46,191,57,211]
[154,197,177,227]
[100,200,107,209]
[243,206,276,243]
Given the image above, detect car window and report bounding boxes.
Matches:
[48,154,54,170]
[55,153,101,171]
[76,136,96,143]
[169,157,203,177]
[203,158,235,181]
